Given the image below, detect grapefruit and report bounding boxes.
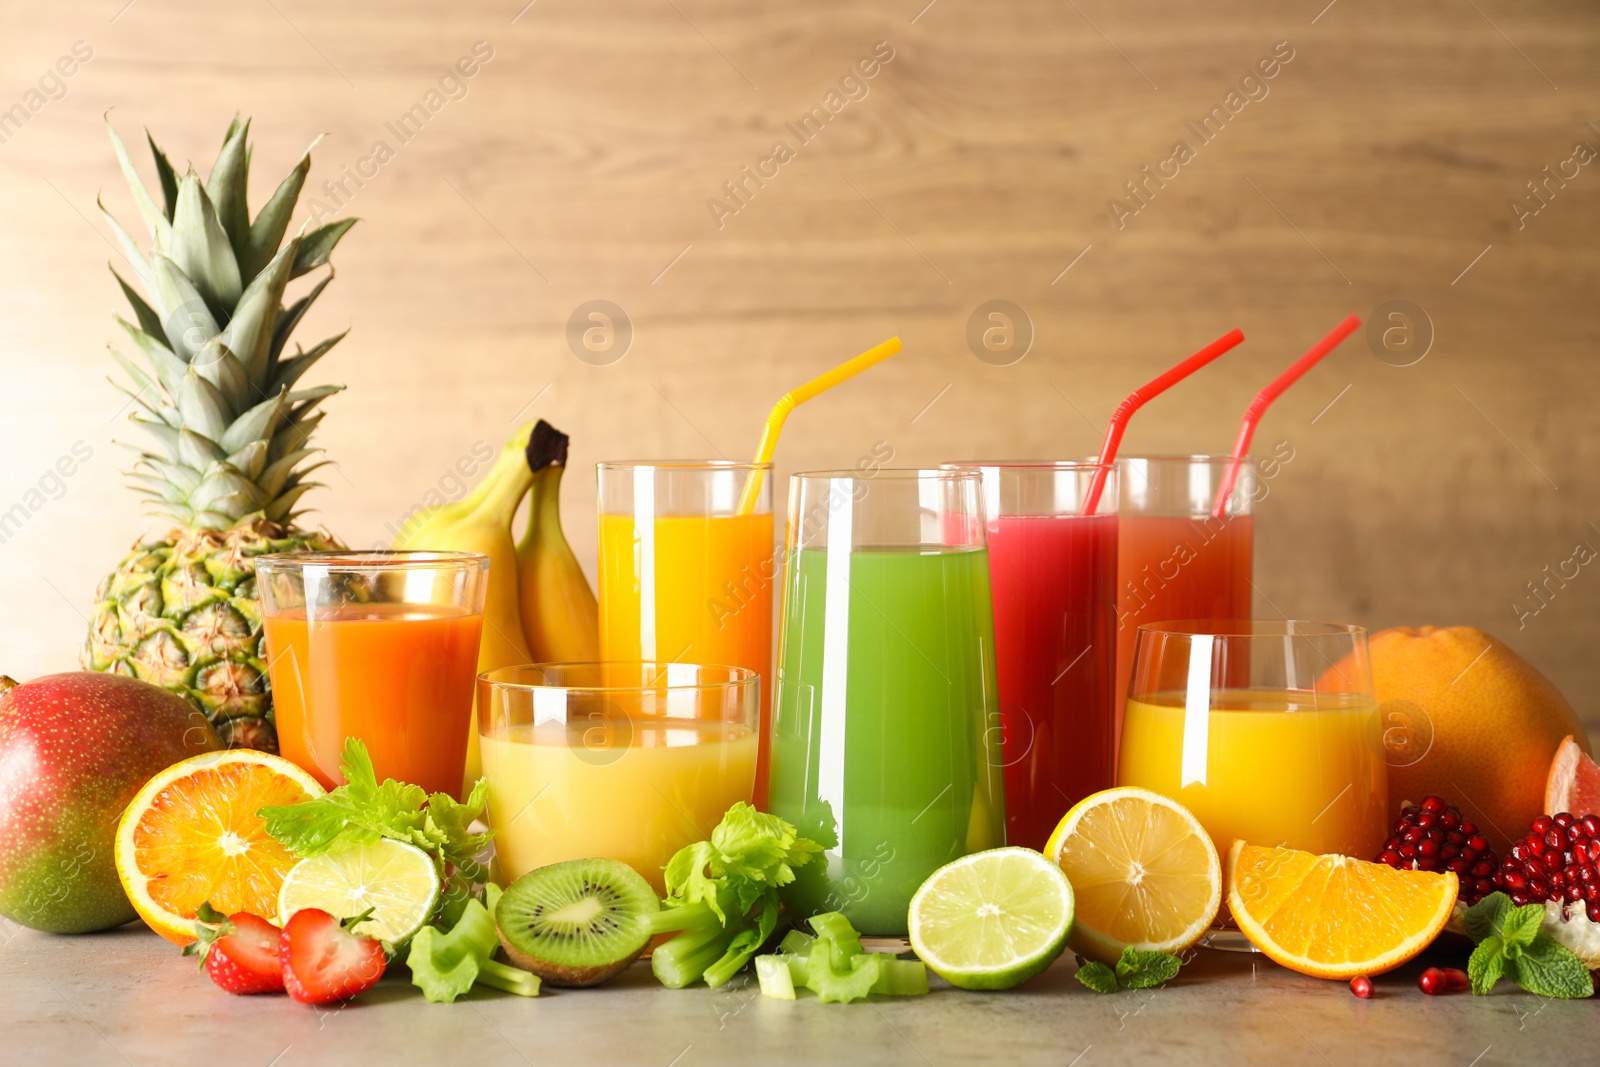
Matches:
[1369,626,1587,851]
[1546,735,1600,818]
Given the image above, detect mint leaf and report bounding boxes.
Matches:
[1468,935,1506,994]
[1463,891,1512,944]
[1115,948,1182,990]
[1501,902,1545,952]
[1076,961,1118,994]
[1507,935,1594,999]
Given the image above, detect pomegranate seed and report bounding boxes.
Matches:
[1422,796,1445,814]
[1548,828,1570,852]
[1350,975,1373,999]
[1469,835,1489,853]
[1532,815,1553,835]
[1418,840,1440,858]
[1503,871,1528,891]
[1580,815,1600,838]
[1554,812,1575,828]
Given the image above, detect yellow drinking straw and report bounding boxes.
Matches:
[736,336,904,515]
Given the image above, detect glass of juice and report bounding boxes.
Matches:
[256,550,488,798]
[477,662,759,893]
[767,468,1007,937]
[941,461,1118,851]
[597,461,776,803]
[1118,619,1388,867]
[1114,456,1256,755]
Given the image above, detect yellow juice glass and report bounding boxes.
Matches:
[597,462,776,804]
[477,663,759,894]
[1117,621,1387,865]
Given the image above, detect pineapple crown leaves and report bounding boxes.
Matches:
[102,112,357,532]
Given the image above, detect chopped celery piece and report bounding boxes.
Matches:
[872,957,929,996]
[807,945,881,1004]
[778,929,816,956]
[755,954,796,999]
[807,912,863,960]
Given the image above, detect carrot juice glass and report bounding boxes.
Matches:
[943,462,1118,850]
[1114,456,1255,754]
[1118,620,1388,862]
[478,663,759,894]
[597,462,776,803]
[256,550,487,798]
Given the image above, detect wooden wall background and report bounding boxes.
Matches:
[1,0,1596,742]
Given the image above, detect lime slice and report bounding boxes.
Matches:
[907,847,1075,990]
[277,839,440,945]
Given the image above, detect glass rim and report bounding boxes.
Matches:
[1115,454,1251,464]
[597,460,774,472]
[790,466,980,482]
[254,549,489,570]
[478,661,760,694]
[940,460,1115,472]
[1136,618,1367,639]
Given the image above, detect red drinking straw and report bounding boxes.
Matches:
[1080,328,1247,515]
[1208,314,1363,519]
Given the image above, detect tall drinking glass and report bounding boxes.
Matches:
[257,550,488,799]
[597,462,776,803]
[478,663,758,894]
[943,462,1118,850]
[1114,456,1256,755]
[768,468,1007,937]
[1117,620,1387,863]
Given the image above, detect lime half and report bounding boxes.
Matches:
[278,839,440,945]
[908,847,1075,990]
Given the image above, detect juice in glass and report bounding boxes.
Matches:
[478,663,759,894]
[256,552,487,799]
[948,462,1118,850]
[767,469,1006,936]
[1120,688,1387,858]
[1115,457,1255,749]
[597,462,776,802]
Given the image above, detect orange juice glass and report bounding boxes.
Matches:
[478,662,759,894]
[597,461,776,803]
[257,550,488,799]
[1117,620,1388,865]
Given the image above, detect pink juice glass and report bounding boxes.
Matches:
[945,462,1119,851]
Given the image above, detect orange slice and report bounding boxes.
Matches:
[1225,840,1457,979]
[114,750,324,945]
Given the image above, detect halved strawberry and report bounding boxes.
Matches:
[279,908,387,1005]
[183,901,285,995]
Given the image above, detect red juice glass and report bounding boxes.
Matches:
[1113,456,1256,757]
[944,462,1119,851]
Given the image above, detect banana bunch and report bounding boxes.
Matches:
[392,419,598,789]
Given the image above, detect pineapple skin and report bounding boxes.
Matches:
[81,518,340,752]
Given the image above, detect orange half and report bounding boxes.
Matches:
[114,750,324,944]
[1225,840,1457,979]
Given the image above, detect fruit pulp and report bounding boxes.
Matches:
[1114,513,1253,744]
[598,512,776,803]
[985,512,1117,850]
[263,603,482,798]
[767,546,1007,936]
[1118,688,1388,859]
[480,719,758,895]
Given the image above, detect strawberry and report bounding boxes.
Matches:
[183,901,285,995]
[279,908,387,1005]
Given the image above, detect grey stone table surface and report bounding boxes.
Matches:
[2,924,1591,1067]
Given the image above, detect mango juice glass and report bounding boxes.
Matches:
[256,550,488,799]
[477,662,759,893]
[597,461,776,804]
[1117,620,1388,864]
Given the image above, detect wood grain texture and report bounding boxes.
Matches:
[0,0,1596,742]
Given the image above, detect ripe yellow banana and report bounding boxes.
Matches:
[516,421,600,662]
[393,423,535,791]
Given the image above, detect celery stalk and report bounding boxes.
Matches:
[755,955,796,999]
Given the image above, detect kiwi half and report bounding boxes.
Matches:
[494,858,660,987]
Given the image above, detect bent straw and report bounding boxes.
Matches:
[735,336,904,515]
[1080,328,1247,515]
[1208,314,1362,519]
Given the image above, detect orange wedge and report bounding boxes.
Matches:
[114,750,323,945]
[1225,840,1457,979]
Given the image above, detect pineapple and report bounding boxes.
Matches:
[81,115,355,751]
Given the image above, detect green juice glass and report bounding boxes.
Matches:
[768,468,1007,937]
